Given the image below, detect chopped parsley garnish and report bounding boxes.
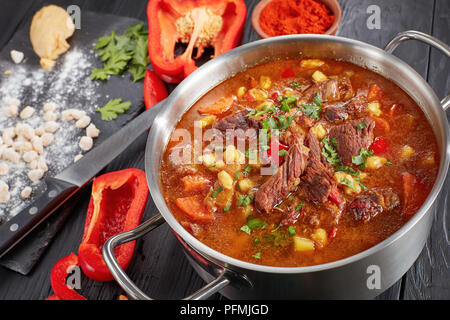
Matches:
[96,98,132,121]
[240,225,251,235]
[237,194,254,207]
[357,122,367,130]
[277,115,295,130]
[321,137,341,166]
[386,161,392,166]
[301,93,322,120]
[247,217,268,230]
[295,202,304,211]
[339,177,356,192]
[352,148,374,168]
[335,165,360,178]
[252,252,261,259]
[279,95,298,112]
[243,166,252,176]
[210,187,223,198]
[289,82,301,88]
[223,206,231,212]
[287,226,296,236]
[253,238,260,246]
[278,149,288,157]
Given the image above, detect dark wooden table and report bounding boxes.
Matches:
[0,0,448,300]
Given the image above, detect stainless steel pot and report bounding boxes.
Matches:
[103,31,450,299]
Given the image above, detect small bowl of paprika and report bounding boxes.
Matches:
[251,0,342,38]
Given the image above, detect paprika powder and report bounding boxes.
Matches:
[259,0,335,36]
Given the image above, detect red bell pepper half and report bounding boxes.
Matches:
[147,0,247,83]
[143,69,168,110]
[50,253,87,300]
[78,168,149,281]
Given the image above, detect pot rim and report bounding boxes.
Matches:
[146,34,450,274]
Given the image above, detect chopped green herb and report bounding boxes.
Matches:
[235,171,240,180]
[253,238,260,246]
[252,252,261,259]
[247,217,267,230]
[357,122,367,130]
[238,194,254,207]
[223,206,231,212]
[243,166,252,176]
[322,137,341,166]
[278,149,289,157]
[352,148,374,168]
[301,93,322,120]
[287,226,296,236]
[96,98,132,121]
[359,182,368,190]
[277,115,295,130]
[339,177,356,192]
[335,165,360,178]
[386,161,392,166]
[289,82,301,88]
[279,95,298,112]
[240,225,251,235]
[210,187,223,198]
[295,202,304,211]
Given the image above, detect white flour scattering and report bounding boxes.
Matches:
[0,48,101,219]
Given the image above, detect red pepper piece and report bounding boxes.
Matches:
[328,227,338,240]
[270,92,279,101]
[143,69,168,110]
[78,169,149,281]
[370,137,389,155]
[266,138,289,166]
[328,188,342,206]
[50,253,87,300]
[147,0,247,83]
[281,67,295,78]
[45,295,62,300]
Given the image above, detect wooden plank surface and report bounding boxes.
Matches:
[0,0,448,300]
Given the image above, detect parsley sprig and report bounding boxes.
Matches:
[91,23,150,82]
[96,98,132,121]
[301,93,322,120]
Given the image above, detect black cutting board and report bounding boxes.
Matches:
[0,11,149,274]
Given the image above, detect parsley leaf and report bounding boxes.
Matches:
[287,226,296,236]
[301,93,322,120]
[240,225,251,235]
[278,149,288,157]
[352,148,374,167]
[322,137,341,166]
[357,122,367,130]
[338,177,356,192]
[279,95,298,112]
[211,187,223,198]
[96,98,132,121]
[252,252,261,259]
[295,202,303,211]
[289,82,301,88]
[238,194,254,207]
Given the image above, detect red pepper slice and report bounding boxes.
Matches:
[45,294,62,300]
[281,67,295,78]
[147,0,247,83]
[266,138,289,166]
[328,188,343,206]
[50,253,87,300]
[78,168,149,281]
[143,69,168,110]
[370,137,389,155]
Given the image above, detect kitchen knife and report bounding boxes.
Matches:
[0,101,164,258]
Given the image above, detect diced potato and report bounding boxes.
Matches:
[310,124,327,140]
[248,88,268,102]
[224,145,245,164]
[196,115,217,128]
[200,153,216,167]
[238,178,254,193]
[312,70,328,82]
[367,102,382,117]
[334,172,361,194]
[293,236,315,251]
[283,88,294,96]
[400,145,415,158]
[218,170,234,189]
[237,86,247,98]
[256,100,274,111]
[242,204,254,218]
[311,228,327,247]
[215,160,226,169]
[259,76,272,90]
[366,155,387,170]
[300,59,325,68]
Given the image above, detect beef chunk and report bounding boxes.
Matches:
[302,131,338,203]
[255,135,309,213]
[280,208,302,226]
[344,95,368,116]
[347,188,400,222]
[212,110,260,132]
[328,117,375,165]
[301,77,354,103]
[324,106,348,122]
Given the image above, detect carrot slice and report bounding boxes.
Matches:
[197,96,234,115]
[176,195,215,222]
[367,84,383,102]
[182,175,211,192]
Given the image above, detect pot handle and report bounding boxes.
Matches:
[385,30,450,110]
[102,213,231,300]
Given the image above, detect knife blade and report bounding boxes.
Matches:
[0,101,164,257]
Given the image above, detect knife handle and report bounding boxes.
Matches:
[0,177,79,257]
